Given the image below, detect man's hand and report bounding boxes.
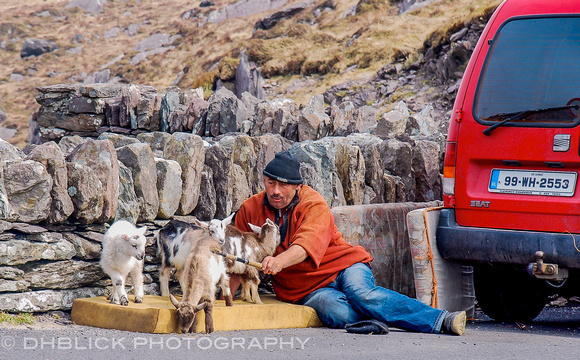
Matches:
[261,245,308,275]
[262,256,284,275]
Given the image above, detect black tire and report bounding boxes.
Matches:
[474,263,549,323]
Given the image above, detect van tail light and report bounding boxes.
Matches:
[443,141,457,196]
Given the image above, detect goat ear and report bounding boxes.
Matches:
[223,212,235,226]
[266,218,275,226]
[194,218,209,229]
[169,294,179,308]
[195,302,208,311]
[248,222,261,234]
[137,226,147,235]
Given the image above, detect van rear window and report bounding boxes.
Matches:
[475,17,580,127]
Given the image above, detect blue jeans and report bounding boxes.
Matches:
[301,263,446,333]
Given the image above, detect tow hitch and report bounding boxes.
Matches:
[527,251,568,280]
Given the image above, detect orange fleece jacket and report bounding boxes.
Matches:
[234,185,373,303]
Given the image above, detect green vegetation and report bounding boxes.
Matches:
[0,311,35,325]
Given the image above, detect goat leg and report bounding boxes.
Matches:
[159,263,172,297]
[204,300,214,334]
[131,262,144,303]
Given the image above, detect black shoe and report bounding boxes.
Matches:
[442,311,466,335]
[345,319,389,335]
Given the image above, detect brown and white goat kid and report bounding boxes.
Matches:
[218,218,281,304]
[156,219,210,297]
[169,235,233,334]
[100,220,147,306]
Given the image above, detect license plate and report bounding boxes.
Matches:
[489,169,577,196]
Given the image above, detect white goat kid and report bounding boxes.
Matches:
[207,212,234,242]
[100,220,147,306]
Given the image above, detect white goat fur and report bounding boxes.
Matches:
[170,235,233,333]
[100,220,147,306]
[217,217,281,304]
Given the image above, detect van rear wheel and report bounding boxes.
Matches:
[474,264,549,323]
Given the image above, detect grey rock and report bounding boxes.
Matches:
[119,85,141,128]
[114,161,141,224]
[80,83,125,98]
[163,133,205,215]
[65,0,107,13]
[253,2,308,31]
[235,51,265,100]
[97,132,140,148]
[137,132,171,158]
[0,160,13,221]
[66,162,104,224]
[207,87,249,136]
[0,138,25,163]
[68,96,106,114]
[160,91,181,133]
[116,143,158,222]
[0,287,104,312]
[69,139,119,223]
[379,138,415,202]
[183,97,209,136]
[346,133,386,204]
[155,158,182,219]
[207,0,288,23]
[4,160,52,223]
[330,101,356,136]
[134,33,180,52]
[9,223,47,235]
[0,279,30,292]
[192,165,216,221]
[23,260,104,289]
[0,238,76,265]
[25,142,75,224]
[412,140,441,202]
[36,108,105,132]
[58,135,87,158]
[104,26,121,39]
[0,266,25,280]
[21,38,57,58]
[373,101,410,139]
[63,232,102,260]
[204,143,233,218]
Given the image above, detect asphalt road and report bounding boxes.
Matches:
[1,305,578,360]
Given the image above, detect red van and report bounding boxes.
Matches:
[436,0,580,322]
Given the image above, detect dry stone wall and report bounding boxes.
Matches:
[0,82,445,312]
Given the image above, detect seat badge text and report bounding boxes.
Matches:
[470,200,491,208]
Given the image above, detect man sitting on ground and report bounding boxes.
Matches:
[234,150,466,335]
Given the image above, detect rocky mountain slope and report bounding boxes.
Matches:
[0,0,500,148]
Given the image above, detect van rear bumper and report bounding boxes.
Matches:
[436,209,580,269]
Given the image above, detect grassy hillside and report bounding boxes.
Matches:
[0,0,501,148]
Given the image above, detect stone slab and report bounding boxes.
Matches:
[71,294,322,333]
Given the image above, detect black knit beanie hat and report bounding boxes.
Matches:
[263,150,303,184]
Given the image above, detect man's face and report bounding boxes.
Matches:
[264,177,301,210]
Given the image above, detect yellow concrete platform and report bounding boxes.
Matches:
[71,295,323,333]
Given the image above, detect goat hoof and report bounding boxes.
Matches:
[135,296,143,303]
[120,296,129,306]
